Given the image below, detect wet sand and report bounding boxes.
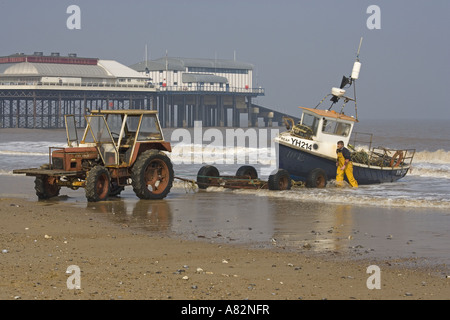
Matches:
[0,175,449,300]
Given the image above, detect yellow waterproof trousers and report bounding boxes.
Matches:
[336,153,358,187]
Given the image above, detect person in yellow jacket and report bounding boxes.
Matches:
[336,141,358,187]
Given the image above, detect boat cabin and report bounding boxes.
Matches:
[296,107,357,158]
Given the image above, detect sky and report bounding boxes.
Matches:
[1,0,449,120]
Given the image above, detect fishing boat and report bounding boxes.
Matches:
[274,38,415,187]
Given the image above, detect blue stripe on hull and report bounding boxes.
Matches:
[278,144,408,185]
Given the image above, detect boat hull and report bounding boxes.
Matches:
[278,143,409,185]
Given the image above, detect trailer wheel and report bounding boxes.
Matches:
[35,175,60,200]
[268,169,292,191]
[235,165,258,179]
[85,166,111,202]
[197,165,220,189]
[131,150,174,200]
[306,168,327,188]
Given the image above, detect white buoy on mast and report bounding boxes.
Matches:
[351,61,361,79]
[351,37,363,79]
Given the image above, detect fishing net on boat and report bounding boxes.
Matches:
[292,124,313,139]
[350,148,397,167]
[351,149,370,165]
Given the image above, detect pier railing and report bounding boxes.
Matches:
[0,81,265,95]
[0,81,156,90]
[158,85,265,95]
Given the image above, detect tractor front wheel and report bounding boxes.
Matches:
[35,175,60,200]
[85,166,111,202]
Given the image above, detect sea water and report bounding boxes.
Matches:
[1,119,449,210]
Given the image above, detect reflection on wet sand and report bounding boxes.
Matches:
[269,199,355,254]
[84,190,360,258]
[78,187,450,266]
[86,198,172,233]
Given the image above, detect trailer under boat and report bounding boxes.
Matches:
[192,165,293,191]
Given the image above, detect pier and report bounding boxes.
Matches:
[0,53,298,129]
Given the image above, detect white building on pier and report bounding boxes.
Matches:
[129,57,262,94]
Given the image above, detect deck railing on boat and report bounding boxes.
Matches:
[349,132,415,168]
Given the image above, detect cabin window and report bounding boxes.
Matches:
[106,114,123,139]
[322,119,351,137]
[301,114,319,135]
[137,114,162,141]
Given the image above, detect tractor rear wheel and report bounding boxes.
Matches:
[131,150,174,200]
[85,166,111,202]
[35,175,60,200]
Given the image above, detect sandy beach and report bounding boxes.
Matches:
[0,175,449,301]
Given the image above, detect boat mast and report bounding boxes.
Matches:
[353,37,363,121]
[315,37,363,120]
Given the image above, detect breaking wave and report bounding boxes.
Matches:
[0,140,66,157]
[409,165,450,179]
[205,185,450,210]
[0,169,15,176]
[169,143,277,167]
[408,150,450,179]
[0,150,48,156]
[413,149,450,163]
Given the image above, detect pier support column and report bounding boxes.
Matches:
[247,97,253,127]
[169,95,174,128]
[217,96,224,127]
[232,96,238,127]
[164,95,169,128]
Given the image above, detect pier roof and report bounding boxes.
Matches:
[130,57,254,72]
[1,62,112,78]
[0,54,146,80]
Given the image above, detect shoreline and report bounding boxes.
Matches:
[0,194,449,300]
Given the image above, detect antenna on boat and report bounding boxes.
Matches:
[316,37,363,121]
[351,37,363,121]
[356,36,363,62]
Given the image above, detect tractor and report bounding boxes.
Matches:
[13,110,174,202]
